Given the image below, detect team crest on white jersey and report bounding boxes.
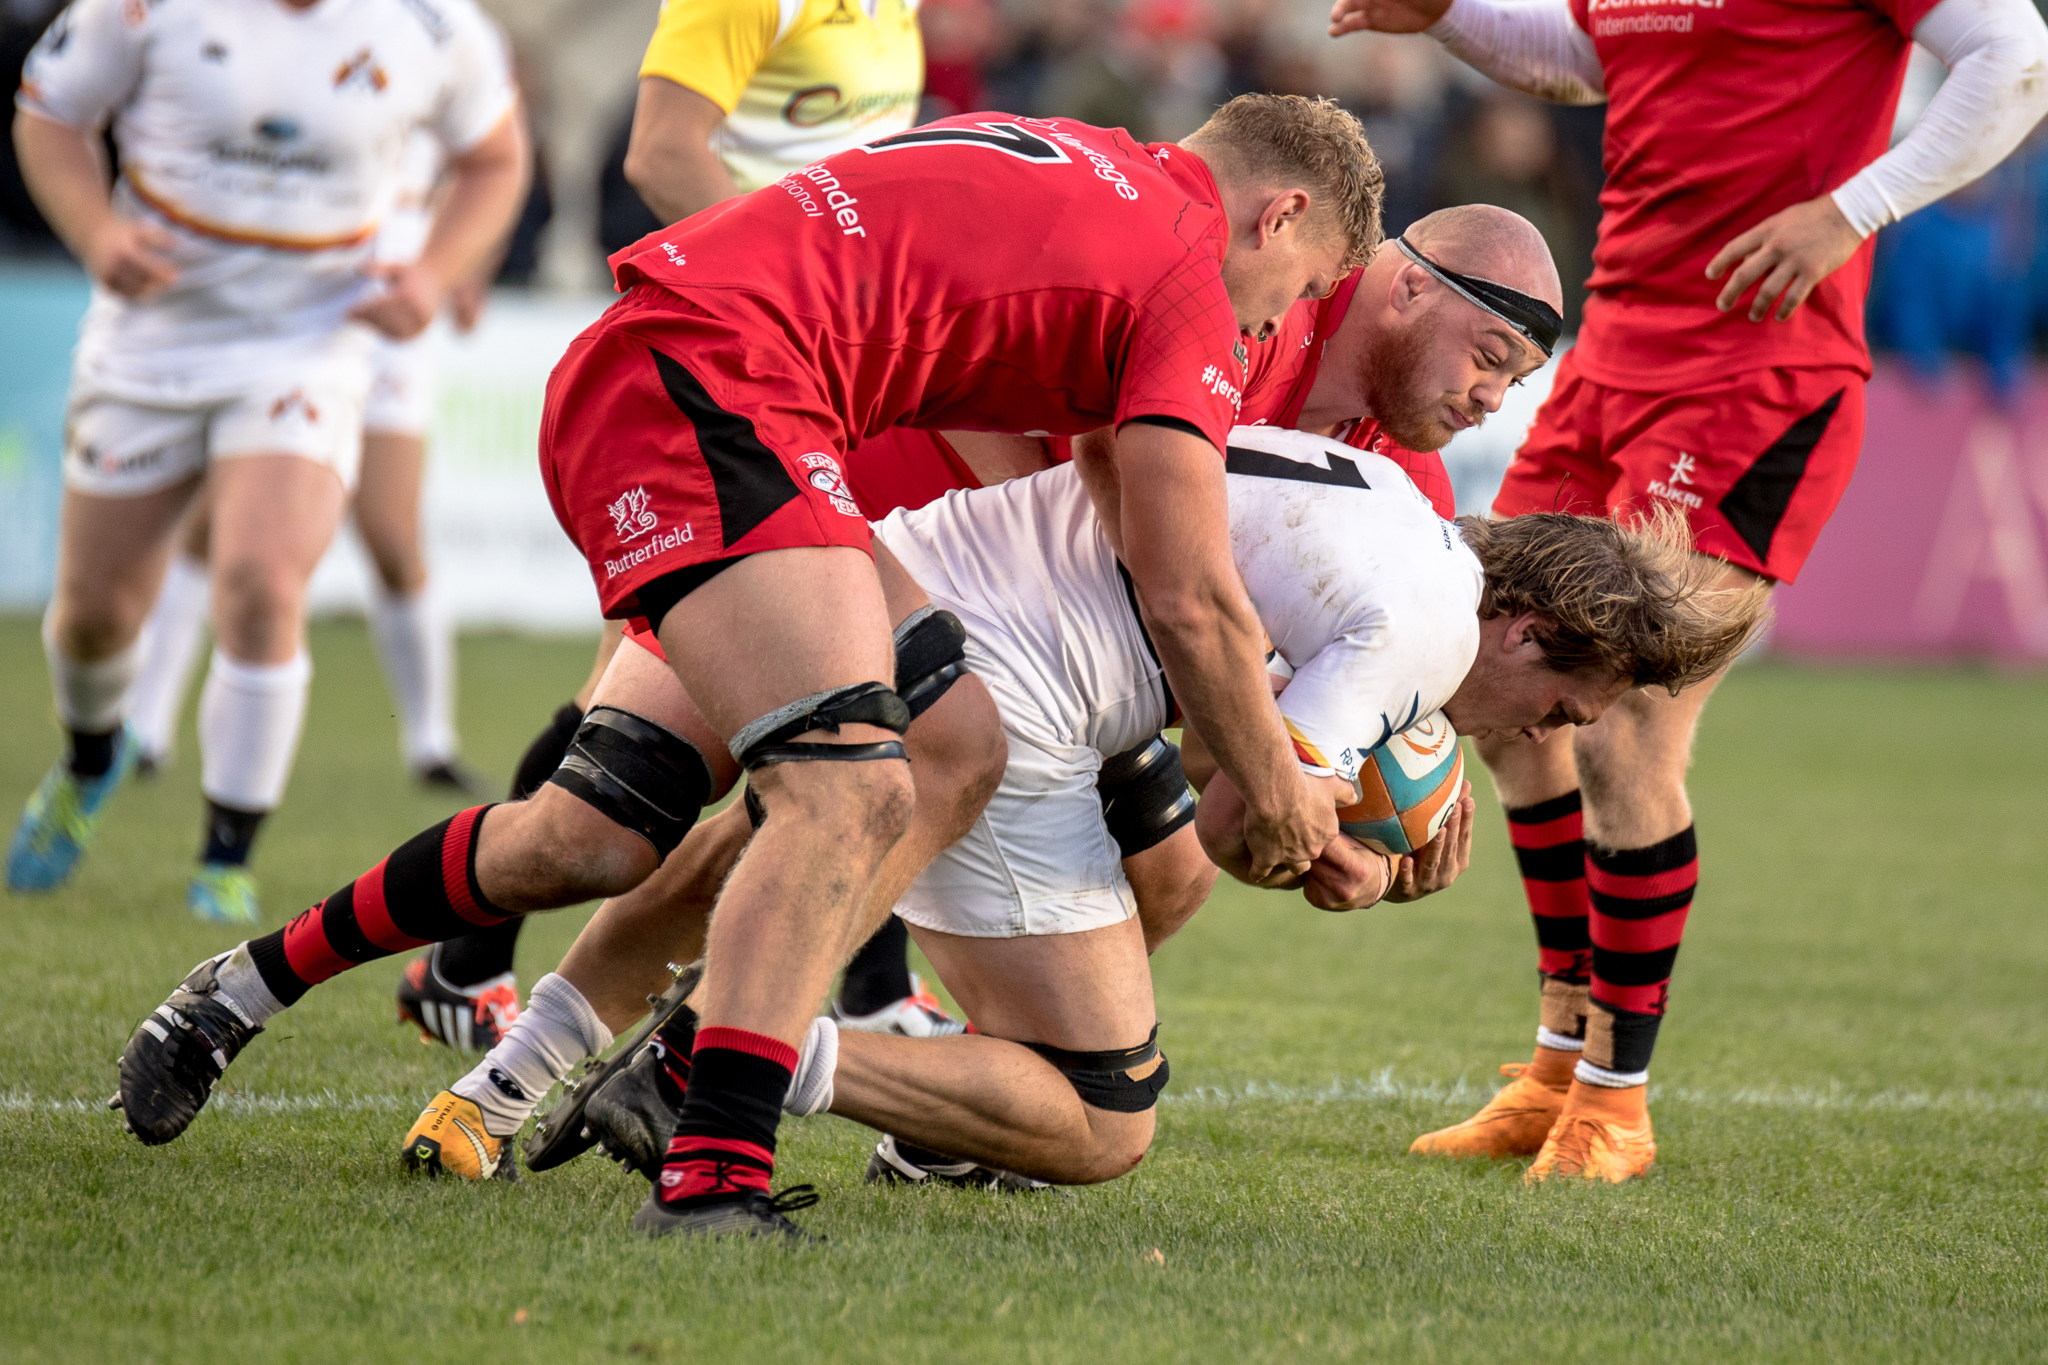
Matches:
[801,453,863,518]
[609,486,658,543]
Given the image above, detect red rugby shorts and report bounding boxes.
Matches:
[1493,353,1865,582]
[539,287,874,618]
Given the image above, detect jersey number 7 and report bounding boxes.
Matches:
[862,122,1072,165]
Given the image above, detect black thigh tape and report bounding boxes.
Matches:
[546,706,711,858]
[1097,735,1198,857]
[1022,1025,1170,1114]
[893,606,971,722]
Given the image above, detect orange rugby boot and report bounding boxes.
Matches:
[1524,1079,1656,1184]
[1409,1046,1575,1158]
[400,1090,515,1181]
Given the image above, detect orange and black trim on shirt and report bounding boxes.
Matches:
[127,173,379,252]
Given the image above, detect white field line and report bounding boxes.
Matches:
[1167,1070,2048,1115]
[6,1075,2046,1119]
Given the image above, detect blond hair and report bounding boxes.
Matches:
[1456,507,1772,693]
[1184,94,1384,271]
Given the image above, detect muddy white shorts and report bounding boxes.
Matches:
[63,344,370,497]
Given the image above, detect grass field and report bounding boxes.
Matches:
[2,614,2044,1363]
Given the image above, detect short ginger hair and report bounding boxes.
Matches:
[1183,94,1385,271]
[1456,507,1772,693]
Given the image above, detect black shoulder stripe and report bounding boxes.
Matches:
[1224,444,1370,489]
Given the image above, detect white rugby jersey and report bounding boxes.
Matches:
[19,0,514,401]
[873,425,1485,794]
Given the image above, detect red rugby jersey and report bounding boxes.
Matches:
[609,115,1248,452]
[1569,0,1939,389]
[1239,274,1458,518]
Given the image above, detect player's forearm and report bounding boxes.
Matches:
[416,114,530,291]
[1831,0,2048,235]
[12,110,115,263]
[1426,0,1605,105]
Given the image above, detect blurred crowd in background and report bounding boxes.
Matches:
[3,0,2046,383]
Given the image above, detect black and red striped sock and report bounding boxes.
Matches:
[650,1004,699,1107]
[244,805,512,1009]
[655,1026,794,1209]
[1584,825,1698,1084]
[1507,792,1592,1044]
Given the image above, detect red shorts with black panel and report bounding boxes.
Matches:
[539,286,875,619]
[1492,350,1865,583]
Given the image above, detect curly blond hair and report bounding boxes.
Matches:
[1183,94,1385,271]
[1456,507,1772,693]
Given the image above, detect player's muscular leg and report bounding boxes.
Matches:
[551,801,752,1032]
[206,454,347,664]
[825,542,1005,961]
[656,545,916,1048]
[474,628,734,911]
[831,915,1161,1184]
[47,478,202,661]
[353,431,428,595]
[1130,824,1220,954]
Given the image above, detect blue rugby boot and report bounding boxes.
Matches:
[6,732,136,892]
[187,862,261,924]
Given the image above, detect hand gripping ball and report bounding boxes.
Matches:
[1335,710,1463,856]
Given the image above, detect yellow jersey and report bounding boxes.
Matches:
[639,0,924,193]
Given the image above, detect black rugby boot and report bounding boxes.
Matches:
[113,956,262,1145]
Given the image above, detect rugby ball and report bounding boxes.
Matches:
[1336,711,1463,856]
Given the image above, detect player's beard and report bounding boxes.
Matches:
[1360,320,1471,453]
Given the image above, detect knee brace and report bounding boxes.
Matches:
[730,681,912,771]
[1022,1025,1170,1113]
[1097,735,1198,857]
[545,706,712,858]
[893,605,971,722]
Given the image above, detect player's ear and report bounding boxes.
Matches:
[1257,189,1314,245]
[1389,259,1430,312]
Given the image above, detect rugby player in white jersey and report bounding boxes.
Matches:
[6,0,527,922]
[124,129,490,798]
[421,425,1761,1200]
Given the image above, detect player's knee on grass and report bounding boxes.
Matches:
[1026,1028,1170,1183]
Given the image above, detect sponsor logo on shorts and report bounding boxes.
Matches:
[269,389,321,424]
[603,524,695,581]
[609,486,659,543]
[73,441,170,475]
[1648,451,1703,510]
[800,452,864,518]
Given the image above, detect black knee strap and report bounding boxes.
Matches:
[1097,735,1198,857]
[893,606,971,722]
[731,681,912,771]
[1022,1025,1170,1113]
[545,707,712,858]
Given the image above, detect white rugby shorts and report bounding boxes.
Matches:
[63,341,370,496]
[893,637,1163,941]
[363,327,439,437]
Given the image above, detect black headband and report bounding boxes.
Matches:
[1395,236,1561,358]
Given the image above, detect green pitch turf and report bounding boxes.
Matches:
[1,616,2042,1363]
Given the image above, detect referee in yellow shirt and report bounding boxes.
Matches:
[625,0,926,219]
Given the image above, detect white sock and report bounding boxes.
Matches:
[211,943,286,1026]
[198,650,312,811]
[1574,1059,1649,1089]
[124,554,212,762]
[366,583,456,768]
[452,972,612,1138]
[1536,1027,1586,1053]
[42,609,138,734]
[783,1016,839,1117]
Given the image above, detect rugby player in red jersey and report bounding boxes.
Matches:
[1331,0,2048,1180]
[114,96,1385,1241]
